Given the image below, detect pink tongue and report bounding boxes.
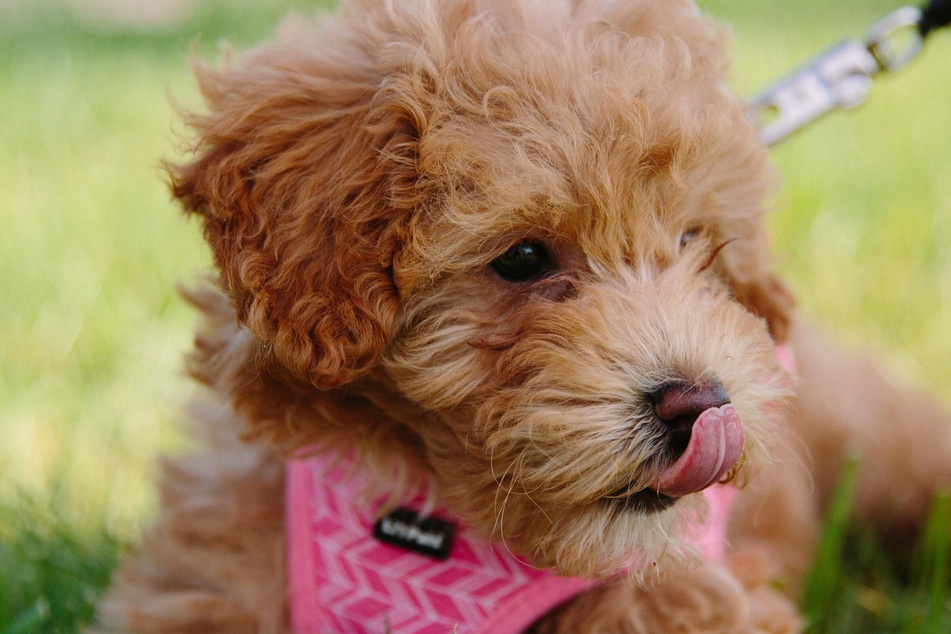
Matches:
[655,405,744,497]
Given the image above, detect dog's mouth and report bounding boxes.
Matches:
[604,484,678,514]
[604,404,745,514]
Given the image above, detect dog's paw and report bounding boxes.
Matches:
[630,564,799,634]
[534,562,802,634]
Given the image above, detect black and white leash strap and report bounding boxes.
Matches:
[752,0,951,146]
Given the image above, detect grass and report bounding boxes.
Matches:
[801,454,951,633]
[0,488,119,633]
[0,0,949,631]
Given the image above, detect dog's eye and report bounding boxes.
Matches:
[679,228,701,250]
[491,242,551,281]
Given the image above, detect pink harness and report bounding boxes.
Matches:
[286,454,735,633]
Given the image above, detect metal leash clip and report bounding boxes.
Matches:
[752,7,925,146]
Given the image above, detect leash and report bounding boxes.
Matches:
[752,1,951,146]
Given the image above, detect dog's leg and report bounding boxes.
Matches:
[532,560,802,634]
[726,428,819,601]
[92,403,288,634]
[790,319,951,537]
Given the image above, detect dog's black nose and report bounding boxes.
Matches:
[650,380,730,455]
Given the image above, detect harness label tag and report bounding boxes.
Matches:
[373,507,456,560]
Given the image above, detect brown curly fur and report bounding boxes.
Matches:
[95,0,951,632]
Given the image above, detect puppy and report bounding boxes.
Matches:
[96,0,951,631]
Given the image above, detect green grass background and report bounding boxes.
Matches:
[0,0,948,631]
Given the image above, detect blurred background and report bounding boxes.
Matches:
[0,0,948,631]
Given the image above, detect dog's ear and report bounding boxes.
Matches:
[168,27,422,389]
[731,273,795,343]
[716,231,795,344]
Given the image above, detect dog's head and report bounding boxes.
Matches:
[172,0,794,575]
